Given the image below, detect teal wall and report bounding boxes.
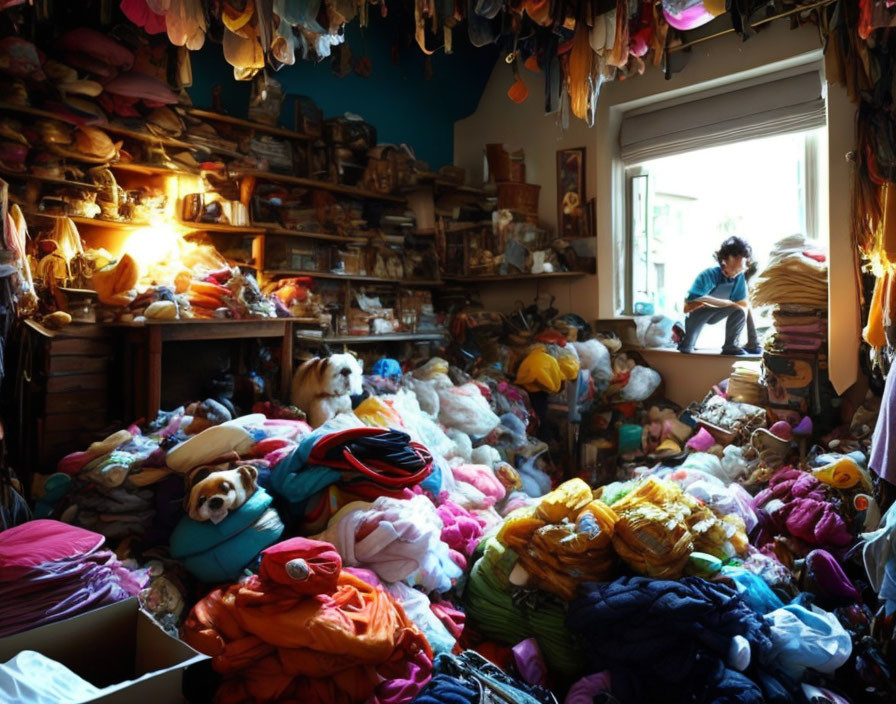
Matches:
[187,12,499,169]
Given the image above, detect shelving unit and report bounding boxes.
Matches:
[294,331,445,344]
[444,271,587,283]
[21,209,151,229]
[188,108,312,142]
[235,169,407,204]
[0,169,101,190]
[264,269,441,285]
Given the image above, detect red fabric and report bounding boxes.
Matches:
[258,538,341,594]
[182,541,433,704]
[0,519,104,568]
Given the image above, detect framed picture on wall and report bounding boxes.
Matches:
[556,147,587,238]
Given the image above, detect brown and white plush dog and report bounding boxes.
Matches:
[186,465,259,524]
[290,353,363,428]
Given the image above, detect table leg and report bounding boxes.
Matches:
[281,321,293,401]
[147,325,162,421]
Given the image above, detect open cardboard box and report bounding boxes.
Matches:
[0,597,208,703]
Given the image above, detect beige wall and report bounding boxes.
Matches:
[454,20,858,398]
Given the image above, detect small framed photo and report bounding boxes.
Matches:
[556,147,588,238]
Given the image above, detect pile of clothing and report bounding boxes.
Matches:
[0,519,146,637]
[182,537,433,704]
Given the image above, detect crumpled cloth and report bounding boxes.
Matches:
[313,494,461,594]
[568,576,781,704]
[182,537,432,704]
[437,498,487,558]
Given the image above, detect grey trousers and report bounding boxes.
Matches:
[678,305,746,352]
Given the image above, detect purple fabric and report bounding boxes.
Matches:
[512,638,547,687]
[769,498,853,548]
[870,367,896,484]
[805,549,860,606]
[752,468,825,509]
[565,671,613,704]
[369,643,432,704]
[0,550,146,636]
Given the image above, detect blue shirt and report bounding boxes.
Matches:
[686,266,747,303]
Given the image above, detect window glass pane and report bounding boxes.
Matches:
[627,128,824,350]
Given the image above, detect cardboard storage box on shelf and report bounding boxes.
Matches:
[0,598,208,703]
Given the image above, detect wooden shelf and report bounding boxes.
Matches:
[263,227,368,243]
[234,170,406,203]
[444,271,589,283]
[295,331,445,344]
[412,221,490,235]
[0,103,195,151]
[111,162,197,176]
[0,168,100,190]
[177,220,266,234]
[21,209,150,229]
[101,123,195,150]
[264,269,442,285]
[412,174,495,197]
[188,109,312,142]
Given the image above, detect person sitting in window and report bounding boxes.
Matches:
[677,236,752,355]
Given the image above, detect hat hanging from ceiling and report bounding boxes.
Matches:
[49,126,121,164]
[120,0,168,35]
[662,0,723,31]
[55,28,134,78]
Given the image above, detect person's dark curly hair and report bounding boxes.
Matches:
[714,236,752,265]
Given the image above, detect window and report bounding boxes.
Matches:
[616,65,828,350]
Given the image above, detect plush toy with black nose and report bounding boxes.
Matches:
[186,465,258,525]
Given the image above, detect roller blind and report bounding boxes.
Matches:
[619,68,826,163]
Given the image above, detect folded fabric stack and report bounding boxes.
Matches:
[182,538,432,704]
[750,234,829,354]
[0,520,146,637]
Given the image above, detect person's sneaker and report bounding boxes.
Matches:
[744,345,762,354]
[677,346,694,354]
[721,346,747,356]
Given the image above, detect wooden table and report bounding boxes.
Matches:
[128,318,295,421]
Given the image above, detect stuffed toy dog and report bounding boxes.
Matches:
[186,464,259,524]
[290,353,363,428]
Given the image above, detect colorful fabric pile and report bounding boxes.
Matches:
[182,537,433,704]
[0,519,146,637]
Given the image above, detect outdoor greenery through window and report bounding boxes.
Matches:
[624,127,827,350]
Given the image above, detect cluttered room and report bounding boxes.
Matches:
[1,1,895,703]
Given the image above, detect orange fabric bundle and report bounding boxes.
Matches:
[182,540,432,704]
[496,481,618,600]
[863,269,887,348]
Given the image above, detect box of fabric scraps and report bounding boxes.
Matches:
[0,597,208,703]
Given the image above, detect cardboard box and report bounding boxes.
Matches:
[0,598,208,703]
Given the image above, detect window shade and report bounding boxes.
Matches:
[619,69,826,163]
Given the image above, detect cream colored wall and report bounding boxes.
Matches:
[454,20,858,397]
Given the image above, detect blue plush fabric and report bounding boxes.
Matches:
[372,357,402,378]
[169,488,283,583]
[568,576,791,704]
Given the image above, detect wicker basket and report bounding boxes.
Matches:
[497,182,540,216]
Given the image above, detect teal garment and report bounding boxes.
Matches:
[170,487,283,583]
[686,266,747,302]
[721,566,785,614]
[269,430,341,513]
